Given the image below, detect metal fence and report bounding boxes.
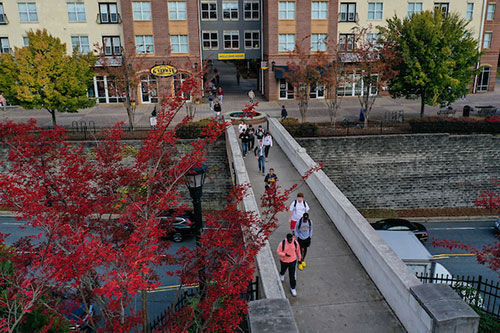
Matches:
[149,277,259,331]
[417,274,500,320]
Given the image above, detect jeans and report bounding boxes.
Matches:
[258,155,265,173]
[249,137,255,149]
[280,260,297,289]
[209,100,214,111]
[242,142,249,156]
[218,95,223,103]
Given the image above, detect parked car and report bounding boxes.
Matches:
[158,210,195,242]
[494,217,500,233]
[371,218,428,242]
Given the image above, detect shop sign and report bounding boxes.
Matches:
[218,53,245,60]
[150,64,178,77]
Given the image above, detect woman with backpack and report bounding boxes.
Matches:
[295,213,313,271]
[277,233,301,297]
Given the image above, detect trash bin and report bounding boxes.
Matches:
[463,105,471,117]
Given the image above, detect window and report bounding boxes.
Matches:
[311,33,327,51]
[279,34,295,51]
[466,3,474,20]
[67,2,86,22]
[368,2,383,20]
[171,35,189,53]
[312,2,328,19]
[483,32,492,49]
[0,3,6,25]
[339,3,356,22]
[0,37,9,53]
[223,1,238,20]
[140,75,158,103]
[202,31,218,50]
[366,33,380,46]
[244,1,259,20]
[168,2,186,20]
[201,1,217,20]
[434,3,449,16]
[135,35,154,53]
[223,31,239,50]
[71,36,90,53]
[244,31,260,49]
[279,79,294,100]
[132,1,152,20]
[477,66,491,91]
[99,3,120,23]
[339,34,354,51]
[309,83,325,99]
[174,73,191,100]
[408,2,423,17]
[103,36,121,55]
[279,1,296,20]
[487,4,496,20]
[23,36,29,47]
[337,71,378,96]
[18,2,38,22]
[94,76,125,103]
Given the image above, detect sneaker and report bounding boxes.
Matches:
[303,261,307,268]
[290,288,297,297]
[298,263,304,271]
[280,274,285,282]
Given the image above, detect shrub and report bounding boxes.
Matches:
[409,117,500,134]
[281,118,319,137]
[175,119,212,139]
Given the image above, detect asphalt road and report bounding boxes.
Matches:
[0,215,196,326]
[420,220,500,284]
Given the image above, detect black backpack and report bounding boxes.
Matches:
[282,239,298,251]
[293,200,308,210]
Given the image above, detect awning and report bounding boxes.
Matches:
[274,65,290,79]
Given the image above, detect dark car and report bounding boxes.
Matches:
[158,210,195,242]
[371,218,428,242]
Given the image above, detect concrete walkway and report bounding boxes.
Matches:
[242,139,404,332]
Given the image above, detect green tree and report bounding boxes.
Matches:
[379,10,481,117]
[0,29,96,127]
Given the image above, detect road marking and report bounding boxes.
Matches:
[433,253,475,259]
[147,283,198,294]
[427,227,494,230]
[1,222,24,225]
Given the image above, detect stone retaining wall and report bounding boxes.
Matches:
[298,134,500,209]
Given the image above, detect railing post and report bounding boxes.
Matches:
[476,275,482,307]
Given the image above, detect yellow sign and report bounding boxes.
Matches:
[218,53,245,60]
[150,64,178,77]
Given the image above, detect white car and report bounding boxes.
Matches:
[433,263,484,308]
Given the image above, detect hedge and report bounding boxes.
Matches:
[281,118,319,137]
[409,116,500,134]
[175,119,213,139]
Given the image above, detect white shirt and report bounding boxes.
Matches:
[238,124,247,134]
[263,135,273,147]
[289,200,309,221]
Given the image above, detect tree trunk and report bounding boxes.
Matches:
[127,106,135,131]
[142,289,150,333]
[49,109,57,128]
[420,95,425,118]
[364,111,369,128]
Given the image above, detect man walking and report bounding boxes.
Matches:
[264,168,278,192]
[263,132,273,162]
[248,89,255,104]
[255,125,266,141]
[217,87,224,103]
[255,140,266,175]
[281,105,288,120]
[295,213,312,271]
[208,91,215,111]
[277,233,301,297]
[288,193,309,233]
[213,99,222,121]
[247,124,255,149]
[240,129,250,157]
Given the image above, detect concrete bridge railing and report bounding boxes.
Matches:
[267,118,479,333]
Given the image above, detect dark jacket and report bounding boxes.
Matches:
[214,103,222,112]
[239,132,250,143]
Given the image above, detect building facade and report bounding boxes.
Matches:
[0,1,498,103]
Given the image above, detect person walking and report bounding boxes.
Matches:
[217,87,224,103]
[264,168,278,193]
[208,91,215,111]
[238,120,247,134]
[255,140,266,175]
[214,67,220,85]
[0,94,6,111]
[281,105,288,120]
[277,233,301,297]
[295,213,312,271]
[263,132,273,162]
[248,89,255,104]
[247,124,255,149]
[239,129,250,157]
[255,125,266,141]
[288,193,310,233]
[236,71,241,85]
[213,99,222,121]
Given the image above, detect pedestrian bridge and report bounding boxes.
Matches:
[225,118,479,333]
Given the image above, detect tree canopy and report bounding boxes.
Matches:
[0,29,96,127]
[379,10,481,117]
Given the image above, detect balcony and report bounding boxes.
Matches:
[0,13,8,25]
[95,56,123,67]
[96,13,122,24]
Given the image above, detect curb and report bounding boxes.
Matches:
[0,211,17,217]
[366,216,498,223]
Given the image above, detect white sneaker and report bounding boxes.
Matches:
[290,288,297,297]
[280,275,285,282]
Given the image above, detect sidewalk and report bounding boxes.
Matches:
[242,140,403,332]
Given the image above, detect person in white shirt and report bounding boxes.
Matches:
[238,121,247,134]
[262,132,273,162]
[288,193,310,233]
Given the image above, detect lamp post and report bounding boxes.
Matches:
[184,164,208,245]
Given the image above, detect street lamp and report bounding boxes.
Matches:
[184,164,208,244]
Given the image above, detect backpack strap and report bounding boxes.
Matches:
[282,240,285,251]
[298,218,302,229]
